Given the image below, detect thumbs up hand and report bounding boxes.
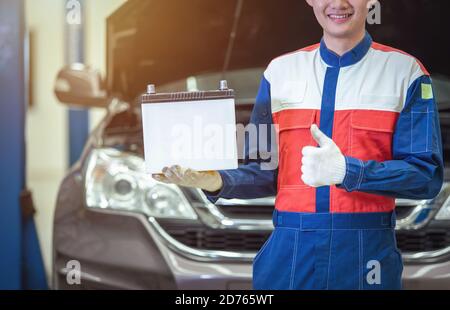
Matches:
[301,124,346,187]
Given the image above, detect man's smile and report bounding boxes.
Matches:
[327,12,354,24]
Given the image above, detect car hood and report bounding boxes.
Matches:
[106,0,450,103]
[106,0,318,102]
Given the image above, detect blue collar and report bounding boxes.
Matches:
[320,32,372,68]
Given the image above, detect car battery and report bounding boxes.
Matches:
[141,80,238,174]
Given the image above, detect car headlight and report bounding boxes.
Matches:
[84,148,197,220]
[434,182,450,220]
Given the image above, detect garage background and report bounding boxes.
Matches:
[26,0,126,284]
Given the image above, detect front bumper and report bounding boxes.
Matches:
[54,207,254,290]
[403,261,450,290]
[54,204,450,290]
[54,171,254,290]
[53,172,449,290]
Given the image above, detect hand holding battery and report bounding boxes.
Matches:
[152,165,224,193]
[301,124,346,187]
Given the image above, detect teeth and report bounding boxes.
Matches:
[329,14,350,19]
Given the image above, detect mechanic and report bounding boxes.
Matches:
[153,0,444,290]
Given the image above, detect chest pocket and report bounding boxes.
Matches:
[276,109,316,187]
[350,109,398,162]
[272,80,307,110]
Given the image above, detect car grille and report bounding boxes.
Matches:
[162,225,450,254]
[161,224,271,252]
[215,205,274,220]
[217,203,415,221]
[159,201,449,254]
[396,229,450,253]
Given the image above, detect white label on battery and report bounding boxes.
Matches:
[141,98,238,174]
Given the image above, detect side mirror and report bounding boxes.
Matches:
[54,63,109,108]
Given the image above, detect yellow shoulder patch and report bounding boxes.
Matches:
[421,83,434,100]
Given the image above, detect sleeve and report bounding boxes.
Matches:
[336,75,444,199]
[202,74,278,203]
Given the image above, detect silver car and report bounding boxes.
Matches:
[52,0,450,290]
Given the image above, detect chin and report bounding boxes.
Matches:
[324,21,364,39]
[324,27,355,38]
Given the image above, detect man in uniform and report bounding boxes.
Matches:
[153,0,444,289]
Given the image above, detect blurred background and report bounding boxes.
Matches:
[1,0,450,290]
[26,0,126,285]
[1,0,126,289]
